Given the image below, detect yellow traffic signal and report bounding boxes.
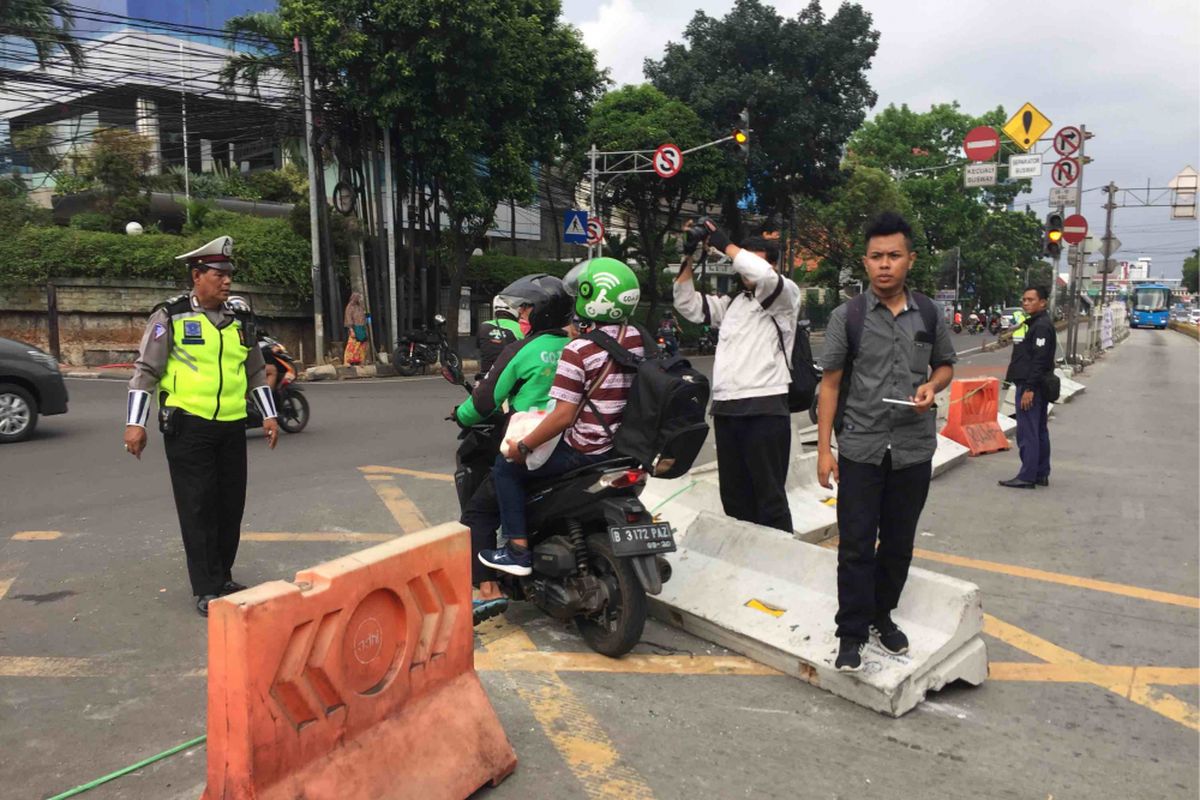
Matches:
[1047,230,1062,243]
[733,129,748,145]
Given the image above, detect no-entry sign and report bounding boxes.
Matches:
[962,126,1000,162]
[1062,214,1088,245]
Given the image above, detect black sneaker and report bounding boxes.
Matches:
[870,617,909,655]
[835,638,865,672]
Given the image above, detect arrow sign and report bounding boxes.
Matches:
[1053,126,1082,157]
[1062,214,1088,245]
[653,143,683,178]
[963,126,1000,162]
[1052,157,1080,187]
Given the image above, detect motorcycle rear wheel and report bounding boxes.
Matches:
[576,533,647,657]
[278,390,310,433]
[395,357,420,377]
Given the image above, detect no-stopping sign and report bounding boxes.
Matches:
[586,218,604,246]
[653,143,683,178]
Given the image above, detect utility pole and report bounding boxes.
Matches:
[955,245,961,310]
[382,125,399,354]
[1065,125,1089,366]
[588,144,598,260]
[299,36,325,363]
[1090,182,1118,354]
[178,43,190,224]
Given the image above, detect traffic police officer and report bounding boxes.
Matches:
[123,236,279,617]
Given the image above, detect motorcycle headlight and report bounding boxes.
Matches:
[26,350,59,372]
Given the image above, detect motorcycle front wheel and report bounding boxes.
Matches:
[576,533,647,657]
[278,389,310,433]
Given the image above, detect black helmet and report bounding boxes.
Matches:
[496,273,572,333]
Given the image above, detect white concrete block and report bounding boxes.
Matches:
[1054,368,1086,402]
[649,512,988,717]
[997,413,1017,438]
[932,434,970,478]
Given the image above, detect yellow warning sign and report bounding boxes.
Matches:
[1002,102,1052,152]
[745,599,787,618]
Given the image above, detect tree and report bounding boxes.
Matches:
[0,0,84,72]
[584,85,726,322]
[1183,248,1199,294]
[645,0,879,236]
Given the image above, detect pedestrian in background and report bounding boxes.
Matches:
[123,236,279,617]
[999,285,1056,489]
[816,212,956,672]
[673,219,800,533]
[343,292,368,365]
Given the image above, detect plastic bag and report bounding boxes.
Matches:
[500,410,560,471]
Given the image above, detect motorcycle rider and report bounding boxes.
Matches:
[227,296,279,392]
[477,293,528,379]
[453,274,574,620]
[657,311,680,356]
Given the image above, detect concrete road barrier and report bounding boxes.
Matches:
[203,523,517,800]
[1055,368,1086,402]
[932,434,971,477]
[649,512,988,717]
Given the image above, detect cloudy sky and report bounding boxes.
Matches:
[563,0,1200,279]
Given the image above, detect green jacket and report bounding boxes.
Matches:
[455,330,568,426]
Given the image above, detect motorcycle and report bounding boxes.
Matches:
[246,333,309,433]
[988,316,1002,335]
[395,314,460,377]
[697,327,716,355]
[655,331,680,358]
[441,355,674,658]
[967,314,985,335]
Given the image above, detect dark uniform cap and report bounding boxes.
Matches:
[176,236,234,271]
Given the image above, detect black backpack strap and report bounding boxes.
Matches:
[759,273,786,310]
[844,292,869,366]
[770,318,795,378]
[580,328,642,368]
[911,291,939,338]
[701,295,712,327]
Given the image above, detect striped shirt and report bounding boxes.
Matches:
[549,325,644,454]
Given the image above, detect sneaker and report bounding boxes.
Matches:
[472,597,510,625]
[870,617,909,655]
[478,545,532,577]
[835,638,865,672]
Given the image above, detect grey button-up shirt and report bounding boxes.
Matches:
[821,288,957,467]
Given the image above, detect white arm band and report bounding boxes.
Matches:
[252,386,278,419]
[126,390,151,428]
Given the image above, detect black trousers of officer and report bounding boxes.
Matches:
[164,413,247,597]
[834,451,931,642]
[713,414,792,533]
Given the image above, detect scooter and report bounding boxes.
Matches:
[246,333,309,433]
[441,355,674,658]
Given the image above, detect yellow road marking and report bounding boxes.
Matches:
[363,477,430,534]
[914,548,1199,609]
[0,656,98,677]
[984,614,1200,731]
[359,465,455,482]
[486,628,655,799]
[0,577,14,600]
[242,532,397,543]
[11,531,62,541]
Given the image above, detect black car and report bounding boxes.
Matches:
[0,337,68,443]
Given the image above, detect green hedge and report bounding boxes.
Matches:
[0,211,311,294]
[465,254,571,295]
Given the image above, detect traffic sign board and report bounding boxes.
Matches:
[1008,154,1042,178]
[1100,235,1121,257]
[1051,157,1080,187]
[964,162,998,187]
[1053,126,1081,157]
[1095,258,1119,274]
[1049,186,1078,207]
[563,210,588,244]
[1062,214,1088,245]
[653,143,683,178]
[963,126,1000,162]
[586,218,604,246]
[1002,102,1052,152]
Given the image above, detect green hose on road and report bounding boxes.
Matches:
[45,735,206,800]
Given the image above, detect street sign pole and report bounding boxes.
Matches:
[588,144,598,260]
[1093,182,1118,355]
[1066,125,1088,366]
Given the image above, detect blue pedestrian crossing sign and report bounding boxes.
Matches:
[563,210,588,244]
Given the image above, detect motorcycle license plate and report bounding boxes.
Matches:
[608,522,676,557]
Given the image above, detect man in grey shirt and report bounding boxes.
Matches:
[816,212,956,672]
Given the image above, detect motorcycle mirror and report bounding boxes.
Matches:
[434,314,446,325]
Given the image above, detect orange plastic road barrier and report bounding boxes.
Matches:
[940,377,1011,456]
[202,522,516,800]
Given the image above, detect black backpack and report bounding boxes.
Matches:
[580,329,710,479]
[834,290,940,433]
[772,318,820,413]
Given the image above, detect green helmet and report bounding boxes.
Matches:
[563,258,640,322]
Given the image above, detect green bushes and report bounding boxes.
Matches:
[464,253,571,295]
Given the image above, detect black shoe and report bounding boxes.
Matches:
[220,580,247,596]
[1036,477,1049,487]
[835,638,866,672]
[870,617,909,655]
[195,594,218,617]
[472,597,510,626]
[998,477,1036,489]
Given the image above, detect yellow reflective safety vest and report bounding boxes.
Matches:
[1011,310,1028,343]
[160,296,250,421]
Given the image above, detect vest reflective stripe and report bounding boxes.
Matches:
[162,312,250,421]
[1012,311,1028,342]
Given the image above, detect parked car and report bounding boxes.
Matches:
[1189,309,1200,325]
[0,338,68,443]
[999,307,1023,330]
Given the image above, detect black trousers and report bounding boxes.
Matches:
[461,474,500,587]
[835,451,931,641]
[713,414,792,533]
[163,414,247,596]
[1014,385,1051,483]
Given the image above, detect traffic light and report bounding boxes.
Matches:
[1044,212,1063,258]
[732,107,750,159]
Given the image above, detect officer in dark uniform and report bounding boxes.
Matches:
[123,236,280,617]
[999,285,1056,489]
[475,294,527,379]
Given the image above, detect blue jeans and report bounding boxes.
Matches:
[493,438,607,539]
[1015,385,1050,482]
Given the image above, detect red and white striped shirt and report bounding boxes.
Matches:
[549,325,644,454]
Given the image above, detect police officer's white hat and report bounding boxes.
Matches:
[176,236,234,271]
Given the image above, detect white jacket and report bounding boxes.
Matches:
[673,249,801,402]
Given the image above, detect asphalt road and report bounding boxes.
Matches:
[0,326,1194,800]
